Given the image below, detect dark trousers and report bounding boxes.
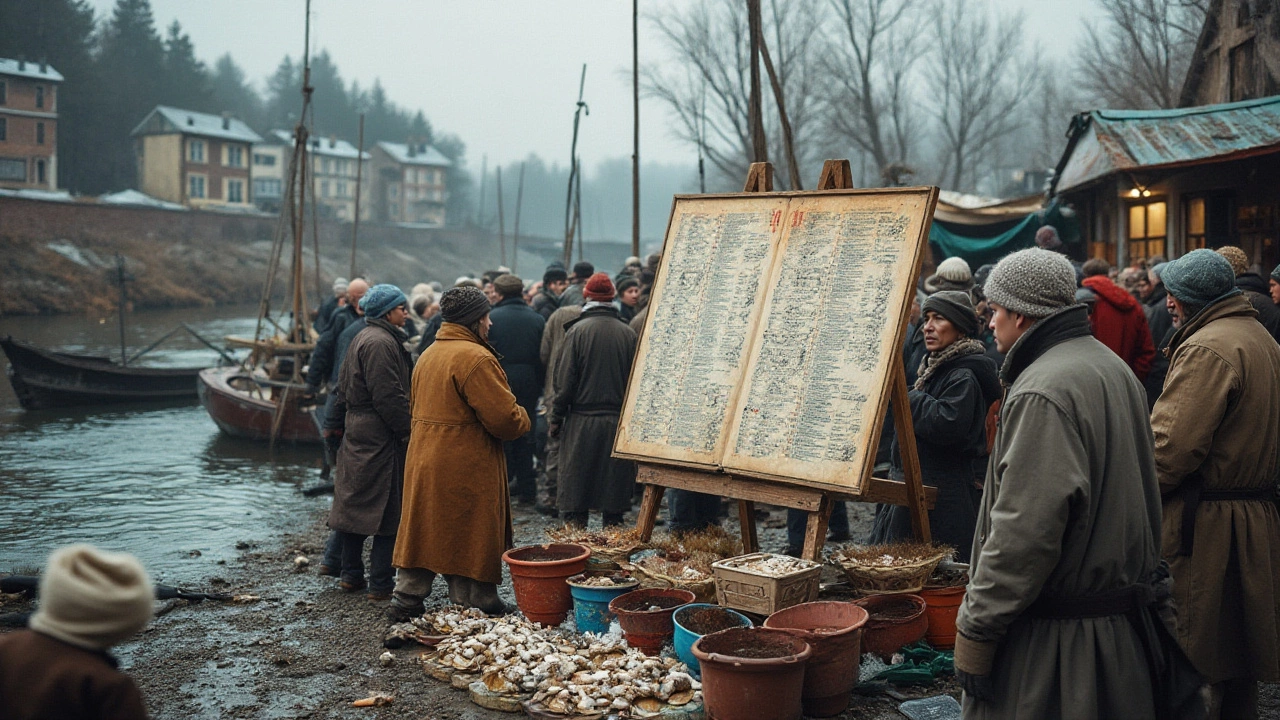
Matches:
[505,431,537,502]
[339,532,395,594]
[322,530,341,569]
[668,490,721,534]
[786,501,849,552]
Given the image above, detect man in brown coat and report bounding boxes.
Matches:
[389,286,530,619]
[1152,249,1280,719]
[0,544,153,720]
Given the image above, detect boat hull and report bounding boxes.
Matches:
[1,336,203,410]
[197,366,322,444]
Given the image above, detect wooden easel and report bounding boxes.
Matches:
[631,160,935,561]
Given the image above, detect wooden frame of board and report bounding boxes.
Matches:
[614,160,938,560]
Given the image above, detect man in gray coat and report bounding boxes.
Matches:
[953,248,1170,719]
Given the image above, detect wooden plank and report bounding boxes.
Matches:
[636,463,823,511]
[738,500,759,553]
[816,159,853,190]
[636,484,665,543]
[743,161,774,192]
[801,495,833,561]
[891,363,932,543]
[860,477,938,508]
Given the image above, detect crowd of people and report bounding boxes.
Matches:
[10,225,1280,719]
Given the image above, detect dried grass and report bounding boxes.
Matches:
[828,541,952,568]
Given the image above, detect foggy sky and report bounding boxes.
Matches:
[89,0,1106,173]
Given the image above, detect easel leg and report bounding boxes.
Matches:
[737,500,759,554]
[801,495,833,562]
[636,484,665,543]
[891,363,932,544]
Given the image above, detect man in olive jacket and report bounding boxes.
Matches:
[1153,249,1280,719]
[953,248,1165,720]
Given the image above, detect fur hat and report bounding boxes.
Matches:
[29,544,153,651]
[1035,225,1063,250]
[583,272,615,302]
[923,256,973,294]
[492,274,524,298]
[922,290,980,338]
[616,276,640,294]
[542,267,568,285]
[983,248,1078,318]
[440,286,491,325]
[1162,249,1241,308]
[1215,246,1249,277]
[572,261,596,281]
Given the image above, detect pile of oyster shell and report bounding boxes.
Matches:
[386,605,491,644]
[426,609,701,716]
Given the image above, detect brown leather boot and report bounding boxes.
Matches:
[467,579,513,616]
[445,574,469,606]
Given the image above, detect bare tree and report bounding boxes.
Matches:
[821,0,924,185]
[1077,0,1209,109]
[644,0,824,189]
[926,0,1040,191]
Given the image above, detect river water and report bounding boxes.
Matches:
[0,306,329,582]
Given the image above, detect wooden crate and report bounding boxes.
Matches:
[711,553,822,616]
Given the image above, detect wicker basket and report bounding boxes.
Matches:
[833,549,950,596]
[585,542,645,567]
[626,561,717,603]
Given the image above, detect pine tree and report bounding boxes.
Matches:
[210,54,263,131]
[161,20,211,112]
[95,0,166,192]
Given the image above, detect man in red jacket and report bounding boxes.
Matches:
[1081,259,1155,380]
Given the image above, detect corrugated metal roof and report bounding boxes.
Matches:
[130,105,262,144]
[0,57,63,82]
[1053,95,1280,194]
[377,141,452,167]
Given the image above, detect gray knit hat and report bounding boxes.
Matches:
[983,248,1078,318]
[1162,249,1241,308]
[1271,264,1280,283]
[922,290,980,338]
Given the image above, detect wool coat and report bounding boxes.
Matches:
[541,305,583,400]
[871,350,1000,562]
[306,303,359,388]
[1081,274,1155,381]
[395,323,530,583]
[1151,294,1280,684]
[488,297,546,413]
[326,319,413,537]
[1235,272,1280,343]
[956,305,1163,720]
[0,629,148,720]
[532,288,561,320]
[552,306,638,514]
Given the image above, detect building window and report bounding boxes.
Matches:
[188,174,206,199]
[254,178,282,197]
[1128,200,1167,263]
[253,153,275,166]
[0,117,6,142]
[36,159,45,184]
[0,81,6,104]
[35,122,44,145]
[35,86,43,109]
[390,202,399,218]
[189,139,205,163]
[1187,197,1207,250]
[226,145,244,168]
[321,180,329,198]
[227,178,244,203]
[337,181,347,198]
[389,184,398,199]
[0,157,24,180]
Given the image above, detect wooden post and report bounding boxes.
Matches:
[891,362,931,543]
[743,162,774,193]
[817,159,853,191]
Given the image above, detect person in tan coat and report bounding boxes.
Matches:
[1152,249,1280,720]
[388,286,531,620]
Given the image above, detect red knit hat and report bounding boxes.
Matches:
[583,272,615,301]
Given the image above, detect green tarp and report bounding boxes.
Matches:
[929,201,1080,269]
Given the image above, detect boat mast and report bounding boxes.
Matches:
[563,64,587,266]
[115,253,128,366]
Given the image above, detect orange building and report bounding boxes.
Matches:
[0,58,62,191]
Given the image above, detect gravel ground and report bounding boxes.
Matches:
[6,496,1276,719]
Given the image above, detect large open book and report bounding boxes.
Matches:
[614,187,939,494]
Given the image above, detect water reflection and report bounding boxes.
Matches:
[0,306,325,581]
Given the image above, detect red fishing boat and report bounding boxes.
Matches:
[197,365,321,444]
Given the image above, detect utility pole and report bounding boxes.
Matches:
[564,64,588,266]
[631,0,640,258]
[476,154,487,228]
[746,0,767,163]
[513,162,525,274]
[350,113,364,277]
[497,165,506,267]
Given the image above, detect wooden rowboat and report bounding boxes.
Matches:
[1,336,203,410]
[197,366,321,444]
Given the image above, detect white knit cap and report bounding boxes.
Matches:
[29,544,153,650]
[984,248,1078,318]
[936,256,972,282]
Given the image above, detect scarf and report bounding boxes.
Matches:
[915,337,986,391]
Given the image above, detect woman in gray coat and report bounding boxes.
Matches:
[325,285,413,600]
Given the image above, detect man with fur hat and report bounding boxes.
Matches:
[953,248,1173,719]
[391,286,530,618]
[534,266,569,320]
[1217,245,1280,342]
[551,272,638,527]
[1153,248,1280,719]
[0,544,152,719]
[487,274,545,506]
[558,261,595,308]
[1080,258,1156,380]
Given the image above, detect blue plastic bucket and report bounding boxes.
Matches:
[673,603,753,677]
[568,580,638,634]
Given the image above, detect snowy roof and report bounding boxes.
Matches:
[376,141,452,167]
[0,188,72,202]
[130,106,262,143]
[99,189,186,211]
[0,57,63,82]
[268,129,370,160]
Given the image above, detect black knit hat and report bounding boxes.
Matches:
[440,286,491,326]
[922,290,980,338]
[543,267,568,284]
[572,261,595,280]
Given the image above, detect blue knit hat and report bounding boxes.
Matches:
[1161,249,1241,308]
[359,283,408,319]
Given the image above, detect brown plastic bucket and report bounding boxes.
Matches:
[692,627,812,720]
[852,593,928,659]
[501,543,590,626]
[919,585,965,649]
[609,587,695,655]
[763,601,869,717]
